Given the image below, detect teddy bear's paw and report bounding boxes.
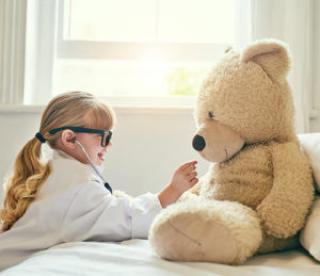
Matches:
[149,199,263,264]
[112,190,133,199]
[177,190,199,202]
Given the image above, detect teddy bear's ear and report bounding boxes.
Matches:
[240,39,290,81]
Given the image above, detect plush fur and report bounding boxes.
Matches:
[149,39,314,264]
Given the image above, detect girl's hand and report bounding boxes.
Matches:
[158,161,198,208]
[170,161,198,194]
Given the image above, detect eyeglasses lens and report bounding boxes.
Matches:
[101,131,112,147]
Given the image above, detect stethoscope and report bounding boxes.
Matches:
[75,140,113,194]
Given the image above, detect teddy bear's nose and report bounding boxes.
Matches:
[192,135,206,151]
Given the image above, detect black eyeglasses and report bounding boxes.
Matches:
[48,126,112,147]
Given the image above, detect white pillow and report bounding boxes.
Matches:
[298,133,320,261]
[300,196,320,261]
[298,133,320,192]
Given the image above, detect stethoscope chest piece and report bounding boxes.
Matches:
[104,182,113,194]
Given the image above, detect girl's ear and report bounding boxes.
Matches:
[61,130,76,148]
[241,39,290,82]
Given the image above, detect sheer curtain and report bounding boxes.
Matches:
[249,0,316,133]
[0,0,27,104]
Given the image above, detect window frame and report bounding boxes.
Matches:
[57,0,233,61]
[26,0,245,107]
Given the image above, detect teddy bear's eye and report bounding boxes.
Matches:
[208,111,214,119]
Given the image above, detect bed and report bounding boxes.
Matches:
[2,239,319,275]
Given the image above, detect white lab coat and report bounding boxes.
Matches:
[0,150,162,271]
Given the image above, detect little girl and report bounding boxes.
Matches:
[0,91,198,270]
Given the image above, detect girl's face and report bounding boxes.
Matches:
[75,132,112,166]
[58,129,112,166]
[57,105,114,166]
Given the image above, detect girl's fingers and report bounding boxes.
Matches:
[189,177,199,186]
[182,168,197,178]
[187,172,198,180]
[185,167,197,176]
[180,161,197,171]
[182,163,198,174]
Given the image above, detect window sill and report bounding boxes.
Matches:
[0,96,196,114]
[0,104,194,115]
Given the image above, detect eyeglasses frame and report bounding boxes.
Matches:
[48,126,112,147]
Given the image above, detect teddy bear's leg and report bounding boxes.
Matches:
[149,198,262,264]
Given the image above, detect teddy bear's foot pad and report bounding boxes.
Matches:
[150,199,262,264]
[165,215,238,263]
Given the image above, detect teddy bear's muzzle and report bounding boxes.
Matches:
[192,135,206,151]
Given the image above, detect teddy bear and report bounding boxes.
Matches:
[149,39,314,264]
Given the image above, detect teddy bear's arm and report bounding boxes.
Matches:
[256,142,314,239]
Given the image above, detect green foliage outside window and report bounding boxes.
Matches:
[166,67,209,96]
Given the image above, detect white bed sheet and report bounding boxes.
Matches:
[2,240,320,276]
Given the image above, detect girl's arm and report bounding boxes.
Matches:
[61,161,198,242]
[158,161,198,207]
[62,181,162,242]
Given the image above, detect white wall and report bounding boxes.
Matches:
[311,0,320,132]
[1,104,320,201]
[0,107,210,199]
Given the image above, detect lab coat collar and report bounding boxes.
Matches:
[52,149,78,161]
[51,149,103,184]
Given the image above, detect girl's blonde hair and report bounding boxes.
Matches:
[0,91,114,232]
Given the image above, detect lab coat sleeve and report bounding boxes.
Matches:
[61,181,163,242]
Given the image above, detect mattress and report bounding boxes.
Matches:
[2,239,320,276]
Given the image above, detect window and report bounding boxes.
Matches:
[26,0,246,106]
